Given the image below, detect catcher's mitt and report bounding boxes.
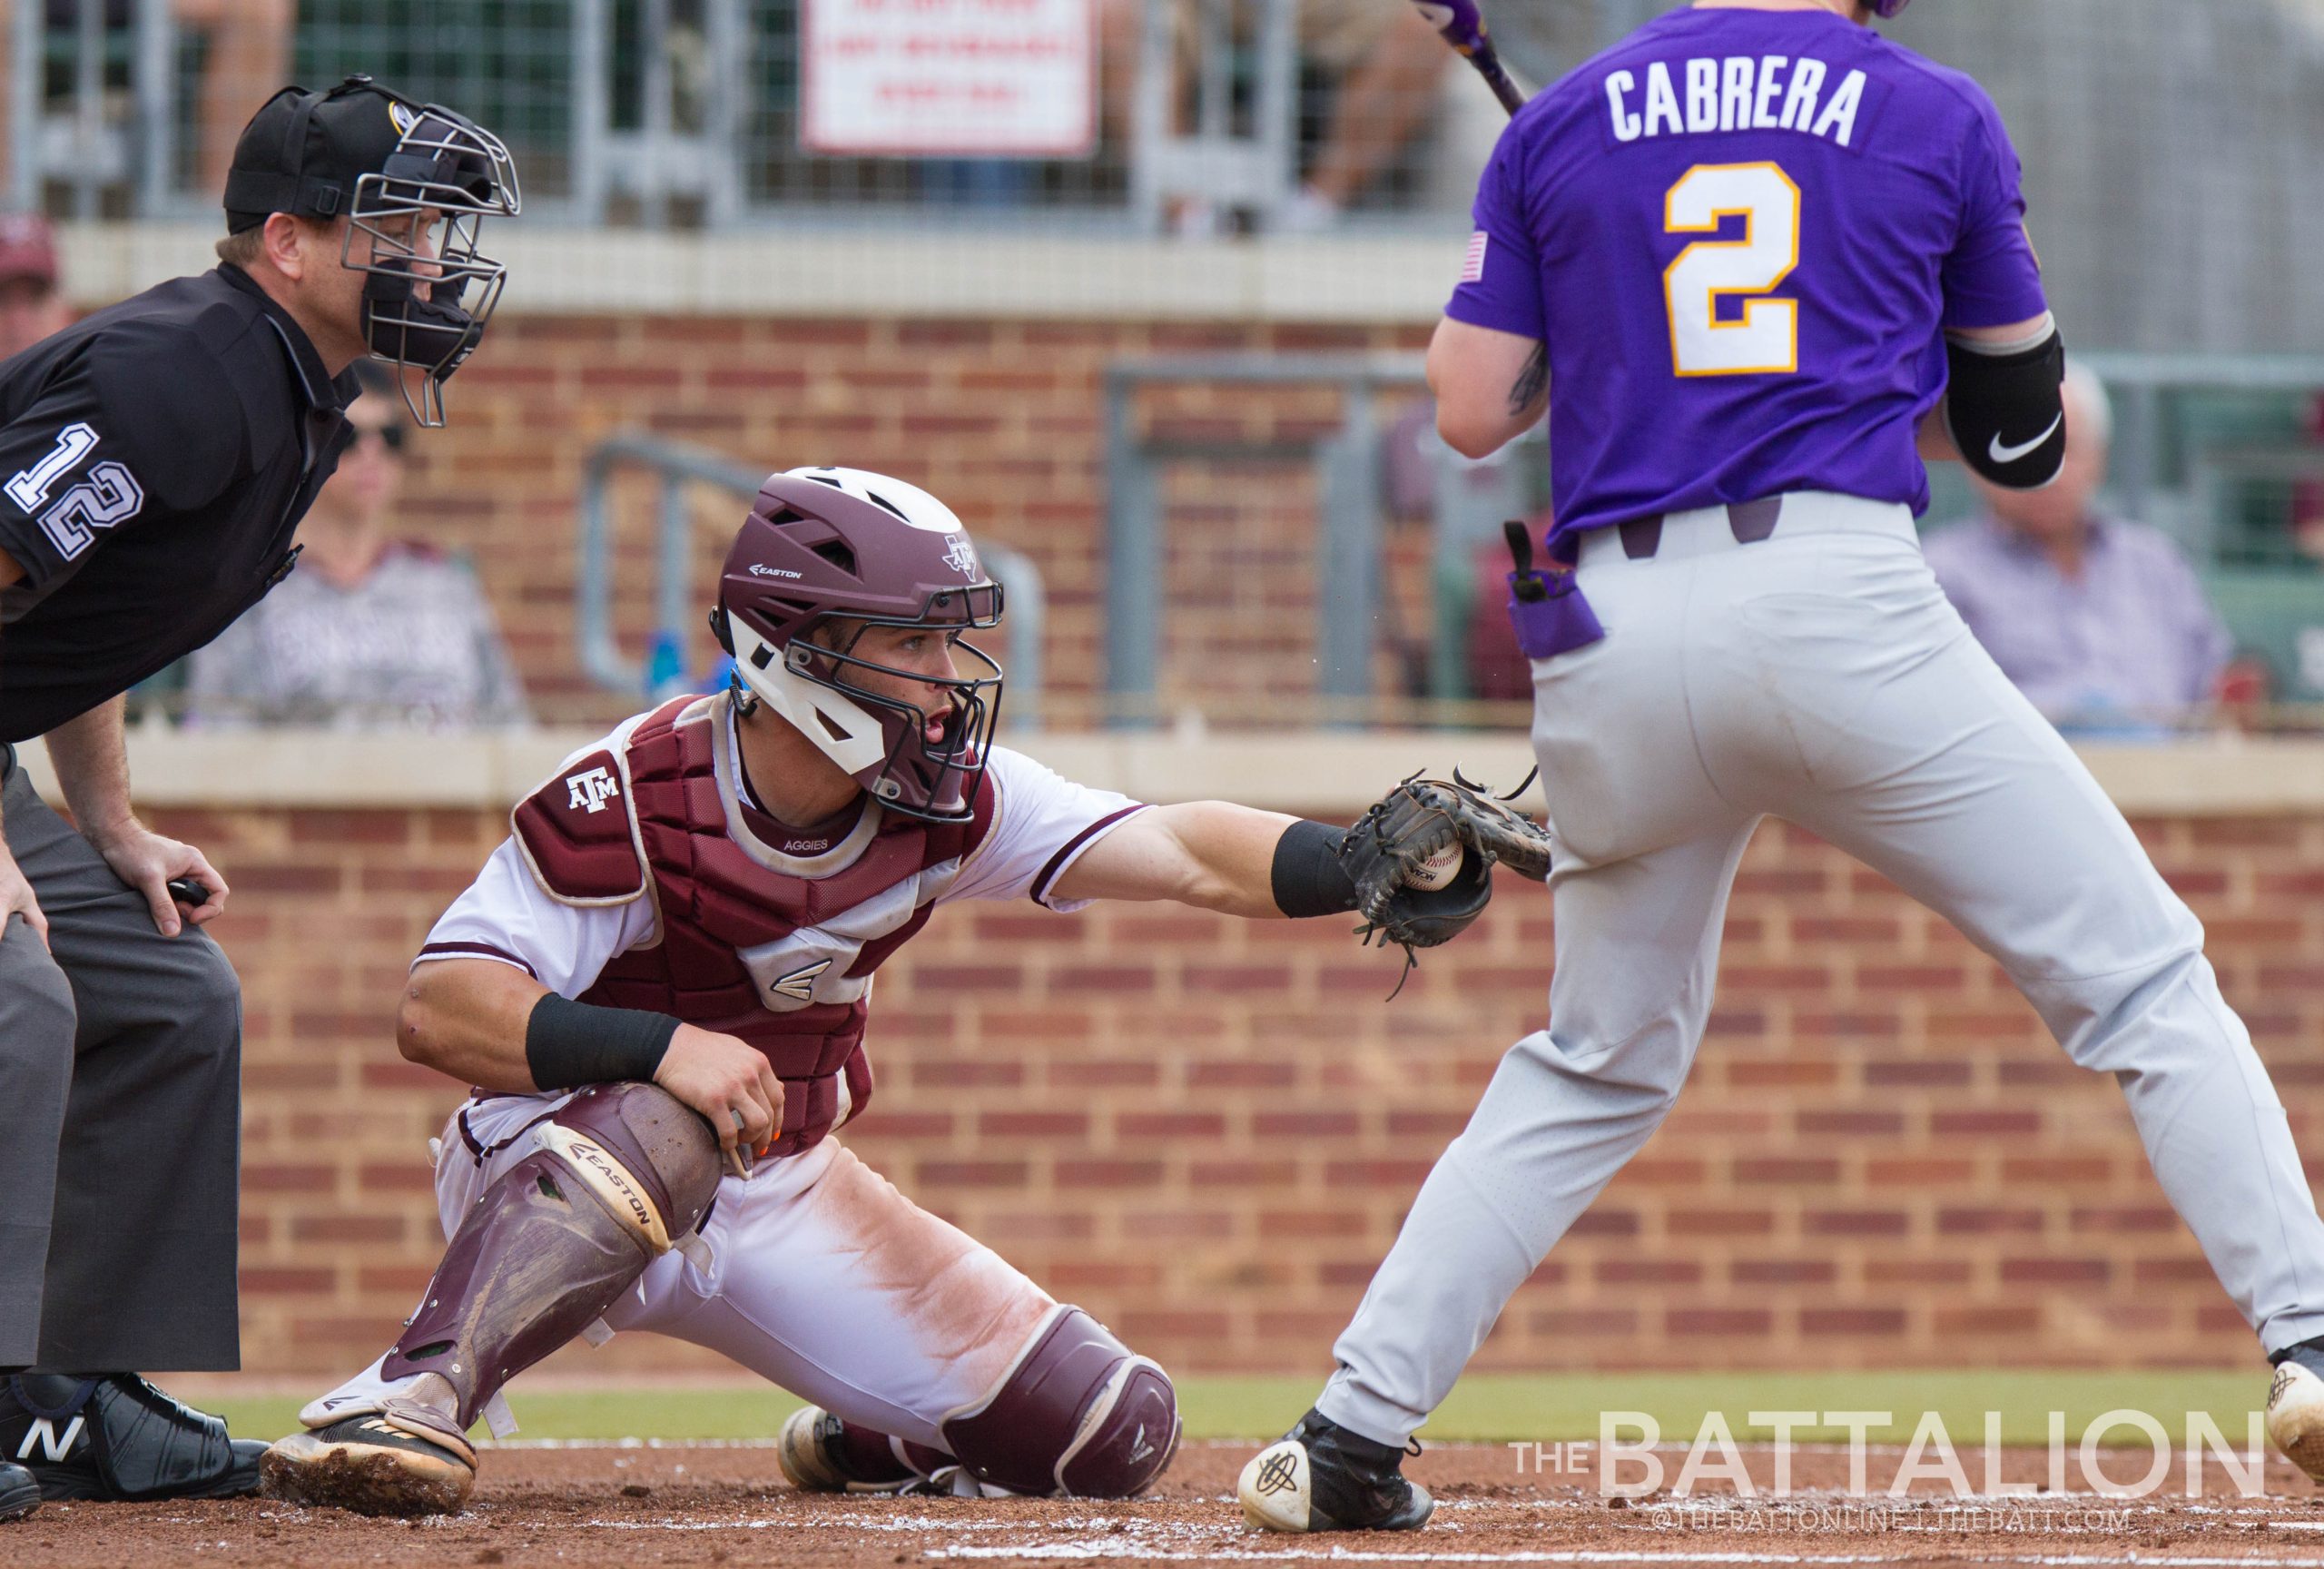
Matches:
[1337,769,1554,995]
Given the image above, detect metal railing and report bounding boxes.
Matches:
[575,432,1046,725]
[1103,350,2324,724]
[1103,351,1419,725]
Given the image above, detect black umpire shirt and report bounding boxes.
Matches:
[0,263,358,744]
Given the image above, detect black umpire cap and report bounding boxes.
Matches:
[224,76,441,232]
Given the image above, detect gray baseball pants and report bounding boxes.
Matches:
[1319,493,2324,1447]
[0,753,242,1370]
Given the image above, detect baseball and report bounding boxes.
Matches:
[1404,841,1464,892]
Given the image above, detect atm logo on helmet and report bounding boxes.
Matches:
[943,533,979,578]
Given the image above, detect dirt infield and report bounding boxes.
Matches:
[15,1441,2324,1569]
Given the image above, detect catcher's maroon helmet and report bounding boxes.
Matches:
[711,466,1003,823]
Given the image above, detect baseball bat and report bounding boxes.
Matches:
[1410,0,1528,116]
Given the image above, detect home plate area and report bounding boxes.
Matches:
[18,1442,2324,1568]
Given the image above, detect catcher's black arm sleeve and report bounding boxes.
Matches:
[1945,318,2067,490]
[1271,820,1361,918]
[526,992,683,1090]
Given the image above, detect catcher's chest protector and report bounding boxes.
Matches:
[514,694,997,1159]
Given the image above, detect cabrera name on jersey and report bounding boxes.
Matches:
[1600,52,1872,148]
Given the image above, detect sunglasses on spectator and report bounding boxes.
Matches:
[350,422,407,453]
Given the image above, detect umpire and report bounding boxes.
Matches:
[0,76,517,1515]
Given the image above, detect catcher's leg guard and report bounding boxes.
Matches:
[379,1082,722,1427]
[939,1305,1179,1497]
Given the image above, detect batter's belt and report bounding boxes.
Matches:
[1574,490,1917,568]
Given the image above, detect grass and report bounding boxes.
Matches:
[201,1369,2270,1448]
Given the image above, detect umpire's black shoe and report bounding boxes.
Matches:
[0,1373,264,1502]
[1237,1407,1435,1532]
[0,1461,38,1522]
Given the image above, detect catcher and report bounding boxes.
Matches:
[259,465,1548,1516]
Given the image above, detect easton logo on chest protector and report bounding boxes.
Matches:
[769,959,832,1002]
[566,766,621,814]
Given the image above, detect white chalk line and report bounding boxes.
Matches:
[566,1505,2324,1567]
[921,1551,2324,1566]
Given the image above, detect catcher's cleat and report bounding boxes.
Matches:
[777,1406,937,1495]
[0,1461,38,1522]
[260,1399,478,1517]
[0,1373,264,1502]
[1237,1407,1434,1533]
[2269,1343,2324,1482]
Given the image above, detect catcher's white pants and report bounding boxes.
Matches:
[1321,491,2324,1447]
[310,1092,1055,1448]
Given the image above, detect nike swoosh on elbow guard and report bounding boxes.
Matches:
[1989,415,2064,465]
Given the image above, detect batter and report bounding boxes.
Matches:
[1240,0,2324,1533]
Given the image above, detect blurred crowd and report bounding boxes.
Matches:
[3,0,2319,739]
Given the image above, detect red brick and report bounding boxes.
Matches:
[1799,1308,1908,1336]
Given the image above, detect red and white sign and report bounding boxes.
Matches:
[802,0,1097,158]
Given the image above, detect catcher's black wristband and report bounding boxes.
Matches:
[525,992,683,1090]
[1271,819,1361,919]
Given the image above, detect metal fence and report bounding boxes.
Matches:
[1102,351,2324,726]
[12,2,2322,340]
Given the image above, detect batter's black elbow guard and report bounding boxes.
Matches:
[1271,819,1360,918]
[1944,321,2068,490]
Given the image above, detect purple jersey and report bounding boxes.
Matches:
[1449,5,2047,557]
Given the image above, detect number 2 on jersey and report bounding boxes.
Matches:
[1663,163,1800,377]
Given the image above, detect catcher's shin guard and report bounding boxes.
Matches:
[379,1082,722,1427]
[939,1305,1179,1497]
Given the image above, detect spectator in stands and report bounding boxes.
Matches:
[1284,0,1453,229]
[1098,0,1452,231]
[0,212,69,360]
[2293,391,2324,566]
[1923,361,2230,736]
[185,362,529,729]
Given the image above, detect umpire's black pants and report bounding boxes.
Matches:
[0,751,242,1370]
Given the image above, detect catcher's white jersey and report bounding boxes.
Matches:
[416,702,1144,999]
[309,706,1146,1443]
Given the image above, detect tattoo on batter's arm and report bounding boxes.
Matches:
[1508,345,1547,416]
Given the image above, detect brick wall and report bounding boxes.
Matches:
[202,798,2324,1378]
[396,314,1436,728]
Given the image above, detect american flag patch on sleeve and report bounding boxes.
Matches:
[1459,231,1490,283]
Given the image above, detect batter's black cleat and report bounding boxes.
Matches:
[0,1373,265,1502]
[0,1461,39,1522]
[261,1399,478,1517]
[1237,1407,1434,1533]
